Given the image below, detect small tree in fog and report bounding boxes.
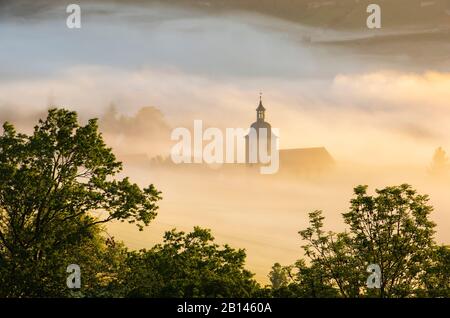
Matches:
[429,147,450,178]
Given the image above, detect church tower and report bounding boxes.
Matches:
[245,94,272,163]
[256,96,265,122]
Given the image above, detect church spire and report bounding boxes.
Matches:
[256,92,265,121]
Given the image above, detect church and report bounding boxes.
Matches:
[245,96,334,176]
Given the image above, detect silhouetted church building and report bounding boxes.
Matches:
[245,96,275,163]
[245,96,334,176]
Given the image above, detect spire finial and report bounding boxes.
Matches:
[259,91,262,102]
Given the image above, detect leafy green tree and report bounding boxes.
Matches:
[0,109,161,297]
[115,227,261,297]
[342,184,436,297]
[298,211,365,297]
[280,184,440,298]
[268,263,289,289]
[418,245,450,297]
[269,260,339,298]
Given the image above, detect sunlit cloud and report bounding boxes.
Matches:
[1,67,449,166]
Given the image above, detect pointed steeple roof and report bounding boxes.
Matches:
[256,92,265,111]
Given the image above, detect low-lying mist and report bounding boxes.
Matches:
[106,158,450,284]
[1,0,449,283]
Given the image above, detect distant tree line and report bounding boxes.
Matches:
[0,109,448,297]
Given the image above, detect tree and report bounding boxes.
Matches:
[0,108,161,297]
[269,260,339,298]
[281,184,439,298]
[429,147,450,177]
[268,263,289,289]
[343,184,436,297]
[115,227,262,297]
[419,245,450,297]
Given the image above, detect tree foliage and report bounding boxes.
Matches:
[0,109,161,297]
[115,227,261,297]
[271,184,447,298]
[0,109,448,298]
